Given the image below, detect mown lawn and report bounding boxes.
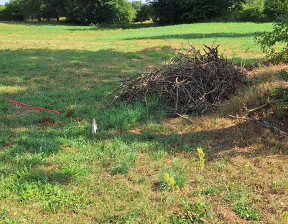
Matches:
[0,22,288,223]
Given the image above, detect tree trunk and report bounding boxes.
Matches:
[56,12,59,22]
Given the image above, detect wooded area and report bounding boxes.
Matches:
[0,0,287,24]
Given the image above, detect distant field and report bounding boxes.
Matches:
[1,22,288,223]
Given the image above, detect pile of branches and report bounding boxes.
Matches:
[109,45,247,114]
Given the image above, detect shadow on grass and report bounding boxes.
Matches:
[0,21,157,30]
[123,32,264,40]
[0,45,274,192]
[96,119,288,158]
[68,22,157,31]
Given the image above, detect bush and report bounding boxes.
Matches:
[263,0,287,21]
[256,13,288,62]
[236,8,265,22]
[134,4,151,23]
[65,0,133,24]
[0,1,24,21]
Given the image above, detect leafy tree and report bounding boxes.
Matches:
[42,0,65,21]
[263,0,287,20]
[21,0,43,22]
[131,1,143,11]
[0,0,24,21]
[150,0,246,24]
[256,1,288,61]
[65,0,133,24]
[134,4,151,22]
[100,0,133,23]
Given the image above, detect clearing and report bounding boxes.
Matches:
[0,22,287,223]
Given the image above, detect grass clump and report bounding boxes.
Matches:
[158,159,187,191]
[158,172,185,191]
[172,200,210,223]
[111,152,137,175]
[234,203,261,221]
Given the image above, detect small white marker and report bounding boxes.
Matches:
[92,119,97,134]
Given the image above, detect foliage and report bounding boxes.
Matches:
[150,0,246,24]
[0,0,65,21]
[0,0,132,23]
[263,0,287,21]
[0,0,24,21]
[256,14,288,62]
[237,0,287,22]
[134,4,152,22]
[236,8,265,22]
[131,1,143,11]
[65,0,133,24]
[172,200,210,223]
[234,203,262,220]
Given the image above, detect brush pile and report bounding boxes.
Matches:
[109,45,247,114]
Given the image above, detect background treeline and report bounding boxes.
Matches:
[0,0,133,23]
[0,0,286,24]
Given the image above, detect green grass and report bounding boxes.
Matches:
[0,21,288,223]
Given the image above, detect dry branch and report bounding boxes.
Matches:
[229,115,288,136]
[246,97,288,115]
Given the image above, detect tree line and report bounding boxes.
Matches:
[0,0,286,24]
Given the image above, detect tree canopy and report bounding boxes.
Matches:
[0,0,133,23]
[150,0,246,24]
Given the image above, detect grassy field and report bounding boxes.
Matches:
[0,22,288,223]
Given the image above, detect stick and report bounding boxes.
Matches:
[228,115,288,136]
[246,97,288,115]
[175,113,193,124]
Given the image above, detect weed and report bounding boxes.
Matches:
[203,185,221,196]
[172,200,210,223]
[111,152,137,175]
[164,173,178,190]
[197,147,205,172]
[272,179,288,192]
[279,212,288,224]
[234,203,261,220]
[158,171,186,191]
[215,161,227,170]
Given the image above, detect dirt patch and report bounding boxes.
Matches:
[38,116,55,127]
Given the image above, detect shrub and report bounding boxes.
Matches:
[256,18,288,62]
[263,0,287,21]
[236,8,265,22]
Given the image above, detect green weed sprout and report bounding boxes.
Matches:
[197,147,205,172]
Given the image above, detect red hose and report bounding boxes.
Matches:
[9,100,61,114]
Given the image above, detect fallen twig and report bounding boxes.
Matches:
[229,115,288,136]
[174,113,193,124]
[246,97,288,115]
